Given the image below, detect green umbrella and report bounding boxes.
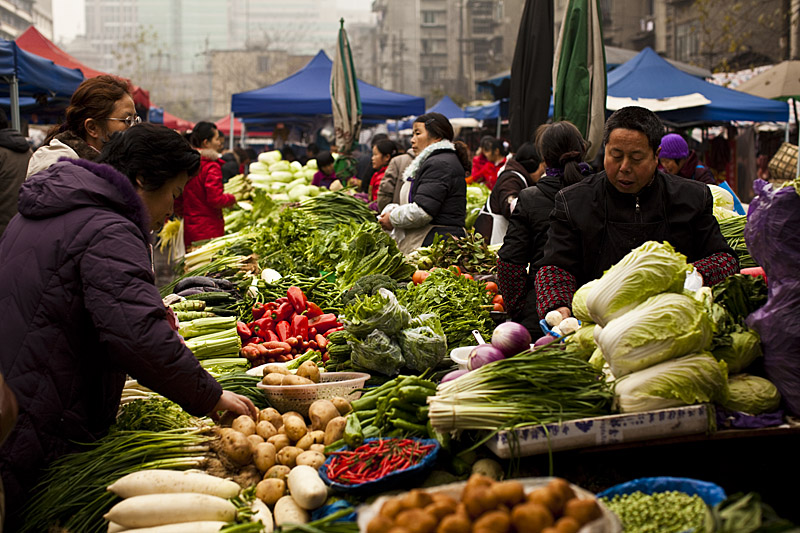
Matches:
[552,0,607,160]
[331,18,362,156]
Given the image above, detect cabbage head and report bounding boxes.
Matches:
[571,279,598,323]
[588,347,605,371]
[613,352,728,413]
[712,330,762,373]
[709,184,735,211]
[722,374,781,414]
[597,292,713,377]
[349,329,405,376]
[586,241,689,326]
[566,323,597,353]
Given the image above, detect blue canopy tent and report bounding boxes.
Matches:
[607,47,789,125]
[232,51,425,126]
[427,95,466,119]
[0,39,84,130]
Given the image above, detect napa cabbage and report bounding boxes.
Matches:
[722,374,781,414]
[613,352,728,413]
[586,241,689,326]
[571,279,598,323]
[709,184,735,211]
[712,330,762,373]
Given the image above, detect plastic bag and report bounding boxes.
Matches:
[744,179,800,416]
[349,329,405,376]
[341,288,411,338]
[399,314,448,372]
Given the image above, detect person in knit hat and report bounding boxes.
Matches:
[658,133,716,184]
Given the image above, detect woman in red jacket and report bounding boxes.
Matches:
[180,122,236,248]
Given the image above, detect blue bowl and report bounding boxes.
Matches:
[539,318,582,338]
[597,476,727,507]
[319,437,440,495]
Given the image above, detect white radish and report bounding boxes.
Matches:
[108,521,229,533]
[107,470,241,499]
[251,498,274,532]
[104,493,236,528]
[286,465,328,510]
[273,495,309,526]
[107,522,126,533]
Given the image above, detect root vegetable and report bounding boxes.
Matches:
[264,364,290,376]
[400,489,433,510]
[220,429,252,466]
[367,514,394,533]
[562,498,601,525]
[256,420,278,440]
[424,500,457,521]
[471,459,503,480]
[265,464,291,480]
[104,493,236,528]
[107,470,241,499]
[281,374,314,386]
[247,434,265,451]
[287,465,328,510]
[296,430,325,450]
[547,479,576,513]
[511,502,554,533]
[309,400,339,431]
[262,373,285,386]
[394,508,436,533]
[380,498,405,519]
[256,478,286,506]
[490,480,525,507]
[282,416,308,442]
[111,521,230,533]
[296,361,321,383]
[259,408,283,429]
[107,522,125,533]
[250,498,274,533]
[330,397,352,415]
[463,486,496,519]
[552,516,581,533]
[474,510,511,533]
[436,513,471,533]
[253,442,277,473]
[232,415,256,436]
[309,444,325,454]
[274,495,309,526]
[267,434,290,451]
[276,445,302,467]
[295,450,326,470]
[324,416,346,445]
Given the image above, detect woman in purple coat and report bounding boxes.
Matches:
[0,124,256,528]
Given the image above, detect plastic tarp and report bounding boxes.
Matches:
[148,107,194,131]
[231,50,425,121]
[607,47,789,124]
[0,39,83,98]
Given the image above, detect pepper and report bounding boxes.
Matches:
[343,414,364,449]
[236,321,252,340]
[287,286,307,314]
[251,303,267,320]
[291,314,309,340]
[272,302,294,322]
[264,330,279,343]
[276,297,289,304]
[252,317,274,339]
[310,313,340,334]
[275,320,292,342]
[306,301,323,318]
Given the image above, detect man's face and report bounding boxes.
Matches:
[604,128,660,195]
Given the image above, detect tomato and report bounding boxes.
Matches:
[462,273,474,280]
[448,265,461,275]
[412,270,430,285]
[492,294,504,305]
[493,303,505,312]
[485,281,498,293]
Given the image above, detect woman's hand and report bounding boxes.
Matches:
[209,390,258,421]
[378,212,394,230]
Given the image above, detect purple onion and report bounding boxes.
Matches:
[442,369,469,383]
[533,334,558,349]
[467,343,505,370]
[491,322,532,357]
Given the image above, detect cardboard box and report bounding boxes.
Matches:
[486,404,712,459]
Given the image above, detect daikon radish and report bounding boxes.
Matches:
[107,470,241,499]
[104,493,236,528]
[273,495,309,526]
[107,522,126,533]
[111,521,228,533]
[251,498,274,532]
[286,465,327,510]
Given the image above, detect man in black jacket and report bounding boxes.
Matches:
[0,109,31,236]
[534,106,738,320]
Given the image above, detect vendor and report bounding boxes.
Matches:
[312,150,342,191]
[0,124,257,529]
[534,106,738,320]
[469,136,507,189]
[658,133,715,185]
[378,112,470,254]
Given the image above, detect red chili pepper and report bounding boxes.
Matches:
[272,302,293,322]
[291,314,309,340]
[275,320,292,342]
[251,304,267,320]
[236,321,252,340]
[309,313,340,334]
[264,330,279,343]
[306,301,323,318]
[286,286,307,314]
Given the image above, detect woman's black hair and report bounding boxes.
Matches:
[414,112,471,173]
[97,123,201,192]
[480,135,506,156]
[281,146,297,162]
[189,121,219,148]
[536,121,587,186]
[316,150,334,168]
[373,139,399,159]
[513,142,542,175]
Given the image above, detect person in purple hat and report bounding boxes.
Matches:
[659,133,716,184]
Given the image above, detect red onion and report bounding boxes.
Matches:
[442,369,469,382]
[533,334,558,349]
[491,322,532,357]
[467,343,505,370]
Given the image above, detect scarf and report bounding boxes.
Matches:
[545,162,593,177]
[401,139,455,183]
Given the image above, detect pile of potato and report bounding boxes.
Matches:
[367,474,603,533]
[261,361,320,386]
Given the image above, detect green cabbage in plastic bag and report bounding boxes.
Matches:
[341,288,411,338]
[349,329,405,376]
[722,374,781,414]
[613,352,728,413]
[399,316,448,373]
[571,279,598,323]
[596,292,713,377]
[712,330,762,373]
[586,241,689,327]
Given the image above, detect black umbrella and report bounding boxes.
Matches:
[509,0,554,150]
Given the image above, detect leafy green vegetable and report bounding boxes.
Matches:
[411,229,497,274]
[342,274,402,304]
[717,215,757,268]
[571,279,598,323]
[613,352,728,413]
[712,330,762,373]
[712,274,768,325]
[398,314,448,372]
[114,398,196,432]
[586,241,689,326]
[349,329,405,376]
[566,323,597,353]
[722,374,781,415]
[712,492,797,533]
[341,288,411,338]
[597,292,714,377]
[709,184,735,211]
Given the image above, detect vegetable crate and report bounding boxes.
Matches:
[256,372,369,416]
[486,405,712,459]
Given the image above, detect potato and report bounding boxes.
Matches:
[309,400,339,431]
[324,416,346,445]
[263,364,291,376]
[220,429,252,466]
[424,501,457,521]
[281,374,314,386]
[278,425,287,435]
[490,480,525,507]
[264,464,291,481]
[283,415,308,443]
[436,513,471,533]
[330,397,352,416]
[474,510,511,533]
[296,430,325,450]
[400,489,433,510]
[258,408,283,429]
[511,502,554,533]
[262,373,285,386]
[256,478,286,506]
[367,514,395,533]
[256,420,278,440]
[253,442,277,473]
[295,450,326,470]
[546,479,575,515]
[552,516,581,533]
[386,528,412,533]
[394,508,436,533]
[380,498,406,520]
[562,498,601,526]
[247,434,265,451]
[462,486,496,519]
[232,415,256,436]
[309,444,326,454]
[527,488,559,516]
[276,445,302,467]
[267,434,291,451]
[296,361,321,383]
[431,493,459,508]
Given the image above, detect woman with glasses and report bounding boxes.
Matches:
[26,75,140,178]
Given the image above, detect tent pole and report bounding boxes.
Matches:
[10,75,21,131]
[496,118,501,138]
[229,113,235,151]
[241,121,246,147]
[786,119,790,143]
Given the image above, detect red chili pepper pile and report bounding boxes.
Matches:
[237,286,343,366]
[325,439,436,485]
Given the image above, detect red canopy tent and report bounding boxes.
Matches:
[215,114,271,138]
[15,26,150,108]
[161,110,194,131]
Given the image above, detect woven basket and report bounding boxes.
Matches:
[768,142,798,182]
[256,372,369,415]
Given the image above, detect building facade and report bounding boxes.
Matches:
[1,0,52,41]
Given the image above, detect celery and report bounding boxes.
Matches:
[178,316,237,340]
[185,328,242,359]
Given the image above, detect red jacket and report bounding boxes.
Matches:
[470,153,506,189]
[369,166,387,202]
[179,151,236,247]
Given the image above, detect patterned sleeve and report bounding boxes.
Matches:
[693,251,739,286]
[497,259,529,317]
[535,265,578,319]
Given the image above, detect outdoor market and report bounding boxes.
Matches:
[2,1,800,533]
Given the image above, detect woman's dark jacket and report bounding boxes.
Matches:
[411,148,467,228]
[0,159,222,525]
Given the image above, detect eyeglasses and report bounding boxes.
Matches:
[106,115,142,128]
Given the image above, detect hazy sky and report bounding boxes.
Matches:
[52,0,374,44]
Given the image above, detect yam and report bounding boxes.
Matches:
[296,361,321,383]
[253,442,277,473]
[256,478,286,506]
[308,400,339,431]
